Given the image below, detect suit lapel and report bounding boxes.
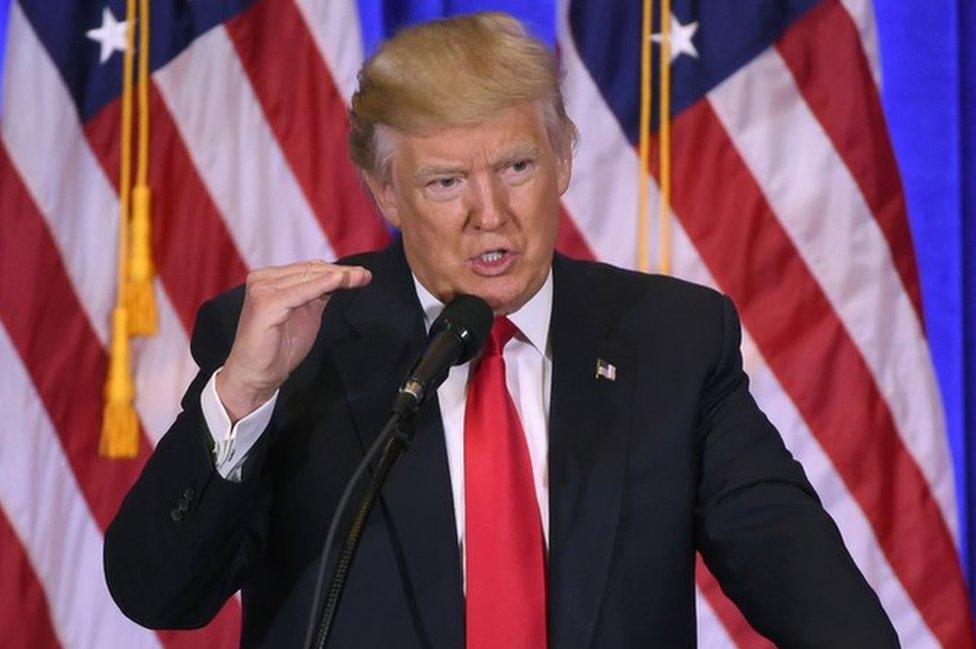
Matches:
[326,240,464,648]
[548,255,635,649]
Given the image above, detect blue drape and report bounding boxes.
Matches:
[963,0,975,596]
[356,0,555,58]
[963,0,976,600]
[874,0,976,598]
[0,0,9,112]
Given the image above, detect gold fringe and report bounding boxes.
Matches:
[100,308,139,458]
[126,185,157,335]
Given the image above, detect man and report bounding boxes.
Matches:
[104,12,898,648]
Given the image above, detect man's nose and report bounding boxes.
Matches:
[468,175,508,231]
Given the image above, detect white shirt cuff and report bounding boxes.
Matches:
[200,367,278,482]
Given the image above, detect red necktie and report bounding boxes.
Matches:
[464,317,547,649]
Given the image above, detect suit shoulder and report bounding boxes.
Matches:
[557,255,729,317]
[555,257,734,377]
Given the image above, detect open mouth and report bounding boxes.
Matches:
[470,248,515,275]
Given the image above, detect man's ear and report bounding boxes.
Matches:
[555,140,572,196]
[364,173,402,228]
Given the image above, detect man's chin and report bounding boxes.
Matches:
[464,282,529,317]
[460,266,553,315]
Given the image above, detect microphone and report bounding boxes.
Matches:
[392,294,493,418]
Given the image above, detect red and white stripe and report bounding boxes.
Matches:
[154,26,337,268]
[0,322,161,649]
[1,0,971,646]
[706,42,956,537]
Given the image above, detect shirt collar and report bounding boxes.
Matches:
[412,270,553,358]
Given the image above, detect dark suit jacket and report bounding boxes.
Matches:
[104,239,898,648]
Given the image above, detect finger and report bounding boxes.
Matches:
[247,259,341,285]
[251,264,369,292]
[334,266,373,290]
[276,268,371,310]
[268,265,371,293]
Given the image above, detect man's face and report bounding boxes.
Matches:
[367,102,571,315]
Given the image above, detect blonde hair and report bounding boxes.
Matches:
[348,12,577,180]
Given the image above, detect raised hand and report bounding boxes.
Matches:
[215,261,372,422]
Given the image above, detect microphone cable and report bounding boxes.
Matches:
[302,412,411,649]
[301,293,490,648]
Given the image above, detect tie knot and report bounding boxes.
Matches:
[485,317,518,356]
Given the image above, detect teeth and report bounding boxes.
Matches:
[480,250,504,263]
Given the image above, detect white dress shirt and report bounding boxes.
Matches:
[201,273,553,551]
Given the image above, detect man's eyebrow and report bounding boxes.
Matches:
[491,142,540,167]
[412,163,467,181]
[411,142,542,180]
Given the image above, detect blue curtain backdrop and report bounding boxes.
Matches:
[968,0,976,594]
[0,0,971,603]
[0,0,7,111]
[355,0,555,58]
[872,0,976,595]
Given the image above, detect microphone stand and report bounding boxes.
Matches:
[304,411,417,649]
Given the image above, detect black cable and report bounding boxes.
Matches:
[301,414,401,649]
[299,294,489,647]
[302,414,415,649]
[313,431,411,648]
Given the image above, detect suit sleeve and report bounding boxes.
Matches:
[694,295,899,647]
[104,295,277,629]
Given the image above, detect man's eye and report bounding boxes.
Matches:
[434,177,456,188]
[501,159,535,185]
[423,176,463,200]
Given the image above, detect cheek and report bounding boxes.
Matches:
[514,186,560,244]
[403,201,466,253]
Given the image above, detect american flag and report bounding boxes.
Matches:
[0,0,971,647]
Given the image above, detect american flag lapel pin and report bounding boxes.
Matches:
[595,358,617,381]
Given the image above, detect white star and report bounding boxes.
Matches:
[86,7,130,64]
[651,13,699,63]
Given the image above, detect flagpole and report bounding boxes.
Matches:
[637,0,653,273]
[659,0,672,276]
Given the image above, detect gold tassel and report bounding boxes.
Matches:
[100,307,139,458]
[126,0,157,336]
[126,185,157,335]
[101,0,138,459]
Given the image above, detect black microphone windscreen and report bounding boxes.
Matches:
[430,294,493,364]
